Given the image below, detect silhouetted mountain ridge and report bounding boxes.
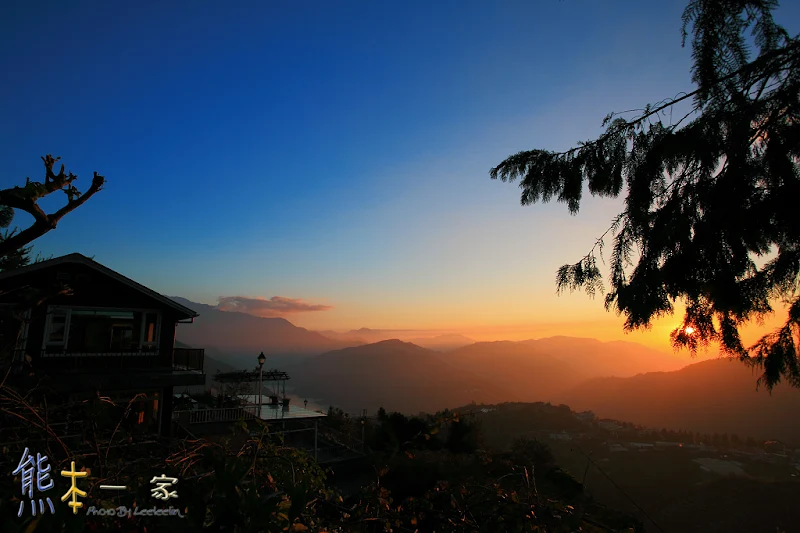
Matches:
[407,334,475,351]
[321,339,425,357]
[441,341,586,402]
[316,329,474,351]
[289,340,516,414]
[558,358,800,444]
[291,337,682,414]
[171,304,795,444]
[169,297,358,365]
[519,336,687,377]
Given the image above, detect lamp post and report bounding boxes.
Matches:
[361,417,366,451]
[257,352,266,418]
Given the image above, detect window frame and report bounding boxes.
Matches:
[41,306,162,356]
[141,311,161,351]
[44,307,71,349]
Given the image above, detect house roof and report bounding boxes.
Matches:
[0,253,199,319]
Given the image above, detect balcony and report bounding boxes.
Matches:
[35,349,161,371]
[173,405,258,424]
[30,347,205,372]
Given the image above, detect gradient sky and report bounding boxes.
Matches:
[2,1,797,354]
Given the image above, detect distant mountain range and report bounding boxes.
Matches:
[170,297,357,367]
[170,296,800,443]
[288,340,515,414]
[170,297,680,372]
[316,328,475,351]
[520,336,687,377]
[407,334,475,351]
[172,297,474,364]
[439,341,588,401]
[173,297,800,444]
[443,338,686,398]
[557,358,800,445]
[287,337,691,415]
[170,295,692,399]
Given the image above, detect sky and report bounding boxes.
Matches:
[2,0,798,355]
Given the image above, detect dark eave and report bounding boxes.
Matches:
[0,253,199,320]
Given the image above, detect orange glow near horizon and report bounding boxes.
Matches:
[279,296,793,365]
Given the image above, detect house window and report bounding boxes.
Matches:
[68,310,139,352]
[46,309,70,347]
[142,312,159,352]
[110,324,135,350]
[44,307,160,354]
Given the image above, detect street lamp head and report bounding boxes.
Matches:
[257,352,266,366]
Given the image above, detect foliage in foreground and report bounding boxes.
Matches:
[491,0,800,389]
[0,386,643,533]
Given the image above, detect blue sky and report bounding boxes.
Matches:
[2,1,797,346]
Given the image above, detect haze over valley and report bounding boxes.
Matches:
[174,297,800,446]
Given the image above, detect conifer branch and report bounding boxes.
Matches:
[493,1,800,389]
[548,39,797,158]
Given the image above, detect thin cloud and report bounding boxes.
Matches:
[217,296,333,317]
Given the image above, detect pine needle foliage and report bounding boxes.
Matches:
[491,0,800,389]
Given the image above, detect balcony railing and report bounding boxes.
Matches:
[173,348,204,372]
[34,349,161,370]
[174,406,257,424]
[28,347,205,372]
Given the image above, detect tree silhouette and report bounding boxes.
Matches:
[0,155,105,258]
[0,229,37,273]
[491,0,800,389]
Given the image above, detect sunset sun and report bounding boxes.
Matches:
[684,326,695,335]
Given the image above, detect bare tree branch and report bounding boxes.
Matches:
[0,155,105,258]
